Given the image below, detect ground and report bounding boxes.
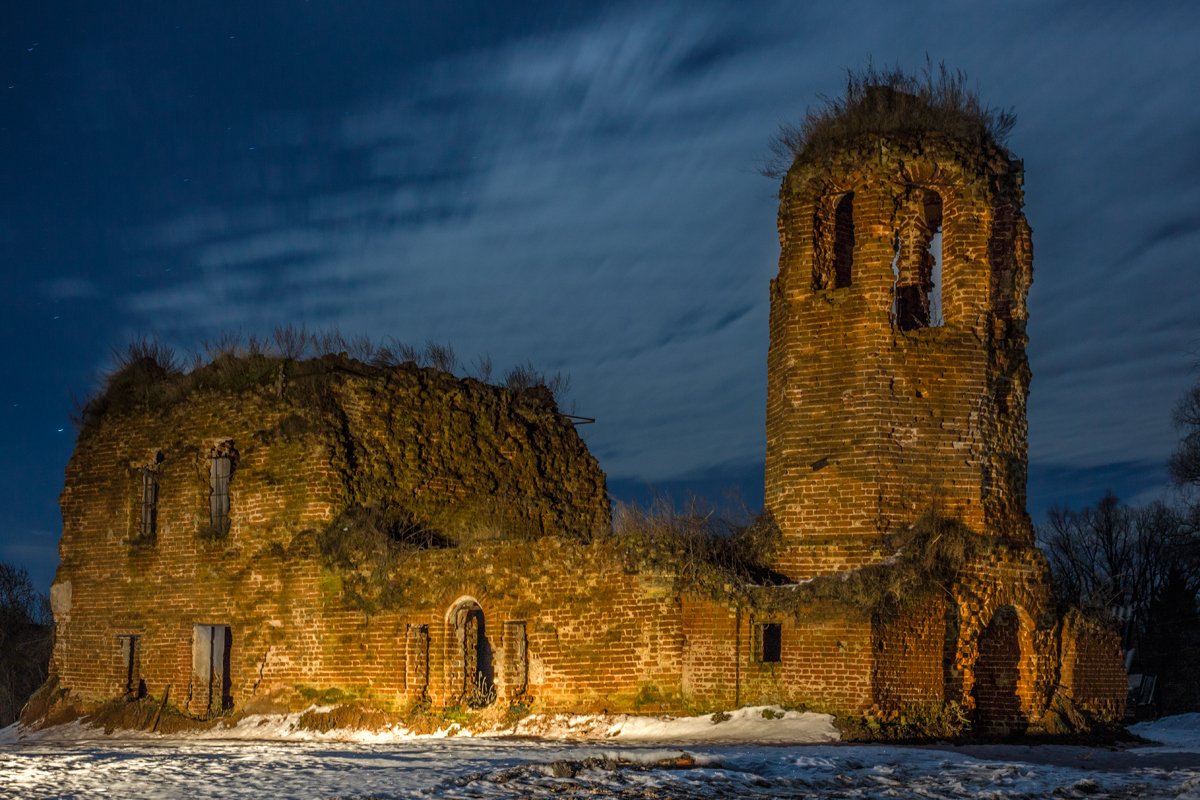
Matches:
[1,711,1197,798]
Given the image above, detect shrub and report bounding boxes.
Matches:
[610,498,994,618]
[608,496,784,597]
[838,702,968,742]
[757,512,993,619]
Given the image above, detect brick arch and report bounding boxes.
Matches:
[971,604,1036,735]
[445,596,495,708]
[812,190,855,290]
[891,186,944,330]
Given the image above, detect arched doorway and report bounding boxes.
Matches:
[972,605,1031,735]
[448,598,495,708]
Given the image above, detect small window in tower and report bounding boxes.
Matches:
[832,192,854,288]
[139,468,158,541]
[759,622,782,663]
[208,453,232,537]
[892,191,943,330]
[812,192,855,289]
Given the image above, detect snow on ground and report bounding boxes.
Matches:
[1,705,839,746]
[0,714,1198,799]
[1133,713,1200,749]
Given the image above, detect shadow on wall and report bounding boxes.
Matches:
[972,604,1031,735]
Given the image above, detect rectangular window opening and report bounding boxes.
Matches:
[118,634,143,698]
[209,455,231,537]
[503,620,529,697]
[760,622,782,663]
[139,469,158,541]
[406,623,430,699]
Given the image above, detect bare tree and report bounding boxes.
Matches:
[0,563,53,726]
[1038,494,1194,649]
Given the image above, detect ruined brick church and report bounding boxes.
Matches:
[43,87,1126,736]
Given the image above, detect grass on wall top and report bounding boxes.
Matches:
[764,59,1017,178]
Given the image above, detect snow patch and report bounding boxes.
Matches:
[1131,712,1200,749]
[513,705,838,743]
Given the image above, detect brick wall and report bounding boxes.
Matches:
[766,134,1034,580]
[50,363,632,714]
[1058,609,1127,720]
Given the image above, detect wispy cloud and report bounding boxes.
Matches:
[116,1,1200,487]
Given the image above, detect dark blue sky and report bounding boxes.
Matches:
[2,2,1198,591]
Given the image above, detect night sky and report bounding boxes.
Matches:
[2,2,1198,592]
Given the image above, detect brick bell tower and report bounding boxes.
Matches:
[764,91,1035,580]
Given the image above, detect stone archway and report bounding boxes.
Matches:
[448,598,495,708]
[972,604,1033,735]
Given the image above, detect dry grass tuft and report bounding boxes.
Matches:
[74,328,568,431]
[763,58,1017,177]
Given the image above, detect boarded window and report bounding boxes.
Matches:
[759,622,782,663]
[192,624,232,716]
[117,634,142,698]
[139,469,158,541]
[209,455,231,536]
[892,190,944,330]
[813,192,855,289]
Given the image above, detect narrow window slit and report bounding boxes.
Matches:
[118,634,143,698]
[207,448,234,538]
[813,192,855,289]
[139,468,158,542]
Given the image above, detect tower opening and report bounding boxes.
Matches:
[813,192,855,289]
[892,190,943,330]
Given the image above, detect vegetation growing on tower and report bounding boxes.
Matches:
[764,60,1018,176]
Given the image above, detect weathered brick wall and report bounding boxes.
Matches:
[766,134,1034,580]
[51,362,626,714]
[947,544,1058,721]
[1058,609,1127,720]
[872,593,951,711]
[738,610,873,712]
[680,594,873,715]
[972,604,1035,735]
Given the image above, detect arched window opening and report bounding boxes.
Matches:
[892,191,943,330]
[450,599,495,708]
[813,192,855,290]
